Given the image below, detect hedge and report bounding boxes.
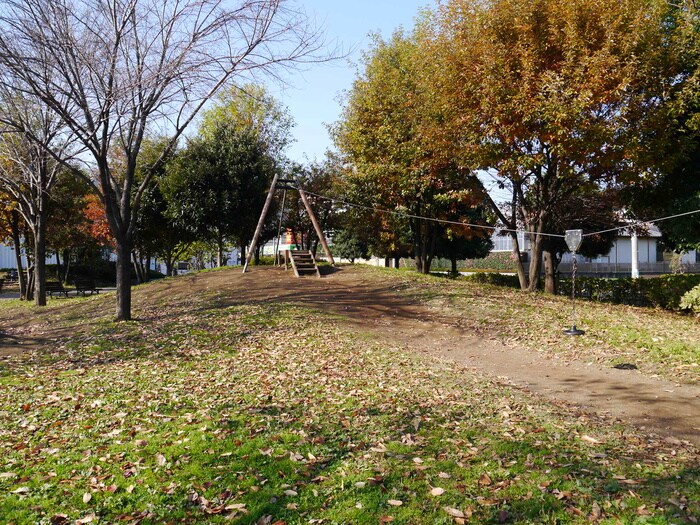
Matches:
[465,272,700,311]
[558,274,700,310]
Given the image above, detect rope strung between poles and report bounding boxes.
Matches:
[295,186,700,242]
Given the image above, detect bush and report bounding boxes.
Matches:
[559,274,700,310]
[680,284,700,314]
[461,252,520,272]
[465,272,521,288]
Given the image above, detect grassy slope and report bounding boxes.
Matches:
[0,268,697,524]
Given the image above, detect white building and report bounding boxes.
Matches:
[491,225,699,275]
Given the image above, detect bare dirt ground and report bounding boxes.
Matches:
[2,265,699,446]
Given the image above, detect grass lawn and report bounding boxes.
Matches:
[0,267,698,524]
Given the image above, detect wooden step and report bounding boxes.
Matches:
[289,250,321,278]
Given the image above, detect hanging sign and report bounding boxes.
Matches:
[565,229,583,252]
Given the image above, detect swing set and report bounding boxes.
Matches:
[242,173,335,277]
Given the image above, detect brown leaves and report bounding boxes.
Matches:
[187,490,248,517]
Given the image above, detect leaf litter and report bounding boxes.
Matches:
[0,267,697,524]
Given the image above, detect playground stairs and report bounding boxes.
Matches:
[289,250,321,278]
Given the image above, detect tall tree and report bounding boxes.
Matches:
[0,95,73,305]
[431,0,677,291]
[625,2,700,252]
[163,125,274,266]
[0,0,327,320]
[336,30,488,274]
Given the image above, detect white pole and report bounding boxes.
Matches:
[631,233,639,278]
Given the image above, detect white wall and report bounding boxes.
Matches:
[0,244,57,269]
[560,237,657,265]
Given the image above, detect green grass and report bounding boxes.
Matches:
[0,269,698,523]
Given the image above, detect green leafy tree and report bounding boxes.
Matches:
[164,125,274,266]
[625,3,700,253]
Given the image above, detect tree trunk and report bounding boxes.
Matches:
[544,250,557,294]
[217,233,225,267]
[254,245,261,265]
[132,251,144,284]
[63,249,71,283]
[451,255,458,275]
[10,210,26,299]
[33,209,47,306]
[25,266,34,301]
[509,232,529,290]
[55,250,62,283]
[115,238,133,321]
[240,245,246,266]
[384,257,390,268]
[527,233,545,292]
[394,255,400,269]
[164,252,175,277]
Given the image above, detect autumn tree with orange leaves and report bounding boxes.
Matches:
[428,0,679,291]
[335,30,491,274]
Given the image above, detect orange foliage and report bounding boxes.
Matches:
[82,194,114,247]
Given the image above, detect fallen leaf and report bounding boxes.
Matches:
[83,492,92,504]
[443,507,465,518]
[430,487,446,496]
[478,473,493,486]
[387,499,403,506]
[155,453,166,466]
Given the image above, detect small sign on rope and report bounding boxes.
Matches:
[565,229,583,253]
[563,229,585,336]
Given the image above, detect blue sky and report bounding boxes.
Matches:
[274,0,433,163]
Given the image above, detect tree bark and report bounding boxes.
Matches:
[25,266,34,301]
[10,213,27,299]
[544,250,557,294]
[62,249,71,283]
[115,239,133,321]
[217,232,225,267]
[33,207,47,306]
[527,232,545,292]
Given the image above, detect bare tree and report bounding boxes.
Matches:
[0,91,74,306]
[0,0,328,320]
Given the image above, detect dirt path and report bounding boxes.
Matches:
[227,267,700,446]
[2,266,699,446]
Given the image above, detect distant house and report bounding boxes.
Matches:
[491,225,700,276]
[0,244,57,269]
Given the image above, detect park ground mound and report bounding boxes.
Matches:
[0,265,698,524]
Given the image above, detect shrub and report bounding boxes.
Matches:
[680,284,700,314]
[461,252,519,272]
[559,274,700,310]
[465,272,521,288]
